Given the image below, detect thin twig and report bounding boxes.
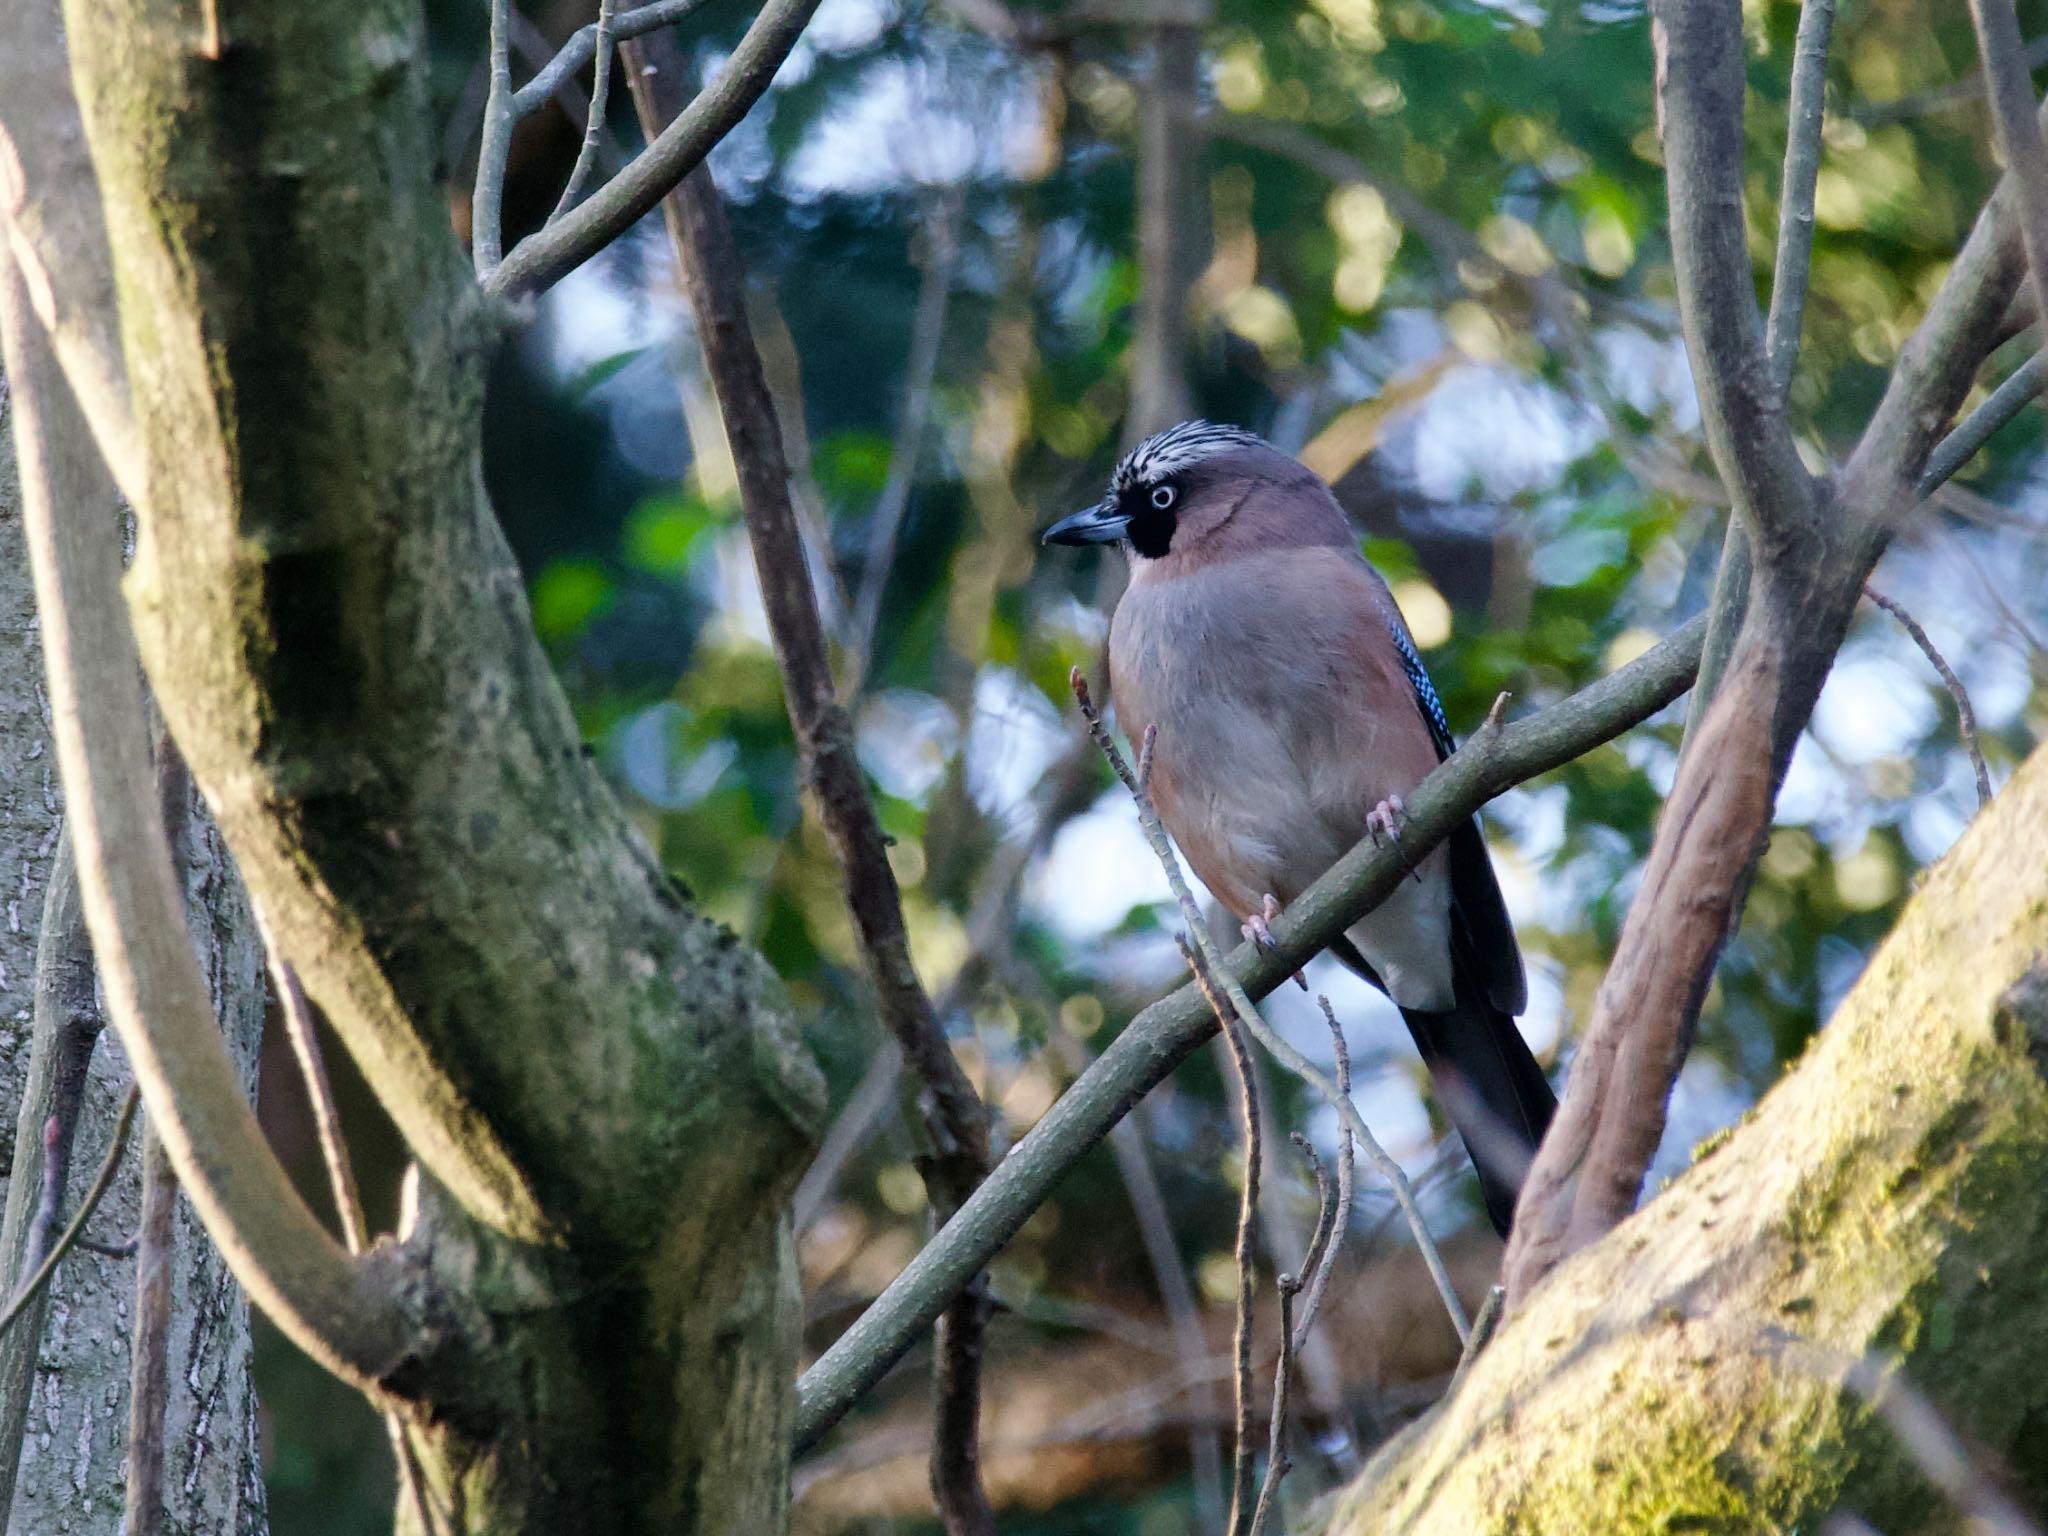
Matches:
[844,186,963,695]
[509,0,712,120]
[1445,1284,1506,1397]
[793,616,1706,1450]
[1197,963,1261,1536]
[1967,0,2048,355]
[489,0,827,300]
[0,1084,138,1338]
[1291,999,1353,1352]
[1073,670,1470,1344]
[1863,587,1992,807]
[1920,351,2048,496]
[1765,0,1837,399]
[262,930,436,1534]
[472,0,514,275]
[1852,36,2048,126]
[1246,1278,1298,1536]
[627,45,996,1529]
[548,0,619,221]
[122,1123,176,1536]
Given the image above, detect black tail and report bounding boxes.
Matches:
[1398,936,1556,1237]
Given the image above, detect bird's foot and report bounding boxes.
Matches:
[1242,895,1309,990]
[1366,795,1406,847]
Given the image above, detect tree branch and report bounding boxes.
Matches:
[1864,587,1992,808]
[1071,678,1467,1340]
[1650,0,1815,547]
[1327,739,2048,1530]
[1919,349,2047,495]
[1967,0,2048,353]
[487,0,826,301]
[0,1082,136,1339]
[0,256,415,1390]
[471,0,514,276]
[627,37,997,1529]
[1845,93,2048,515]
[509,0,713,121]
[794,614,1706,1450]
[547,0,620,222]
[1764,0,1837,400]
[122,1121,176,1536]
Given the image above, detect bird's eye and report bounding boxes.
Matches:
[1150,483,1177,510]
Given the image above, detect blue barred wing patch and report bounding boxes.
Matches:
[1389,623,1455,757]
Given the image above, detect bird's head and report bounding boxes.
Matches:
[1041,420,1347,562]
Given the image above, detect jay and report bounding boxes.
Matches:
[1043,420,1555,1236]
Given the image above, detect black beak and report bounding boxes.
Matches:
[1042,500,1130,546]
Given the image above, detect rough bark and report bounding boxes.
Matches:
[1326,736,2048,1532]
[0,380,268,1534]
[52,1,822,1529]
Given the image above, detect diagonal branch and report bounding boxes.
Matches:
[488,0,826,301]
[1967,0,2048,353]
[0,257,415,1390]
[793,613,1706,1450]
[1071,679,1468,1341]
[625,34,996,1531]
[510,0,713,121]
[1650,0,1815,548]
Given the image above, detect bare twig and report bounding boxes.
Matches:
[1291,1000,1353,1352]
[1967,0,2048,355]
[794,615,1706,1450]
[489,0,826,300]
[1852,36,2048,126]
[0,1083,137,1339]
[122,1123,176,1536]
[548,0,619,221]
[1065,1036,1228,1535]
[1193,957,1262,1536]
[844,187,963,695]
[1247,1276,1299,1536]
[263,928,435,1533]
[472,0,515,275]
[509,0,712,120]
[1920,351,2048,497]
[1863,587,1992,808]
[793,1040,904,1234]
[627,41,995,1528]
[1073,670,1470,1343]
[1445,1283,1506,1397]
[1765,0,1837,399]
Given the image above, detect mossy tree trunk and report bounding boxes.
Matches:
[45,2,823,1531]
[1324,736,2048,1533]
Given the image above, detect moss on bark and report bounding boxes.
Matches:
[1324,741,2048,1534]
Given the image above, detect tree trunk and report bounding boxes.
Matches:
[0,367,269,1533]
[48,2,822,1529]
[1325,737,2048,1532]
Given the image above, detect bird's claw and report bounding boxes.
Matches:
[1242,896,1309,989]
[1367,795,1407,847]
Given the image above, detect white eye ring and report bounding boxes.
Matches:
[1150,483,1177,510]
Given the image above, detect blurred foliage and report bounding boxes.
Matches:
[261,0,2047,1527]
